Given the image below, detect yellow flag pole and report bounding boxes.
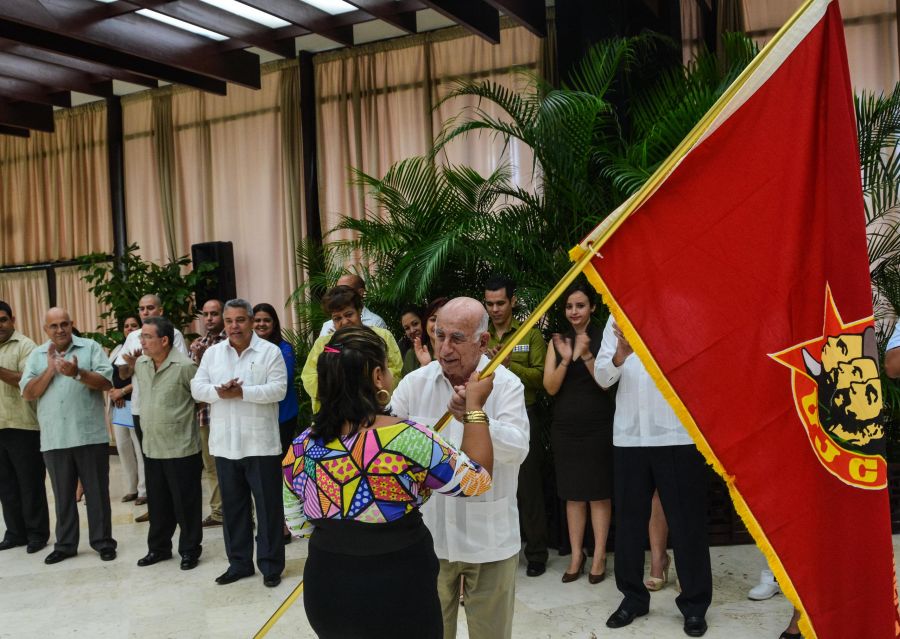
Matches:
[431,0,818,433]
[255,2,820,636]
[253,581,305,639]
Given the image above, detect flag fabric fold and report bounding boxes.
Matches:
[572,1,899,637]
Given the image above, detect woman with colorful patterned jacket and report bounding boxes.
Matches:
[282,325,494,639]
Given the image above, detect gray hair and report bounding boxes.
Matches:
[224,298,253,315]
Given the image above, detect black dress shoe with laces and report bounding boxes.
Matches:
[26,542,47,554]
[606,606,648,629]
[526,561,546,577]
[683,616,708,637]
[180,555,200,570]
[0,538,25,551]
[137,551,172,567]
[99,548,117,561]
[44,550,75,565]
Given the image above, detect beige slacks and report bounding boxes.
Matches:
[199,425,222,520]
[437,554,518,639]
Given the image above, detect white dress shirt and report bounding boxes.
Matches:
[391,356,529,564]
[115,327,188,416]
[318,306,388,337]
[190,333,287,459]
[594,316,694,448]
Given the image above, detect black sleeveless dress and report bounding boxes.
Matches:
[550,323,615,500]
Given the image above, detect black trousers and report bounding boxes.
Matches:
[0,428,49,545]
[613,444,712,619]
[43,443,116,554]
[279,417,298,459]
[144,453,203,558]
[518,405,548,564]
[216,455,285,577]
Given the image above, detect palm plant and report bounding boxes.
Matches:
[860,83,900,449]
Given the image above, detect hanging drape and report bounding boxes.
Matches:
[0,102,112,265]
[54,265,110,338]
[122,60,303,329]
[315,22,545,239]
[0,271,50,343]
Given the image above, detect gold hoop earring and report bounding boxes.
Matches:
[375,388,391,407]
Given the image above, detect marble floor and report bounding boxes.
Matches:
[1,455,896,638]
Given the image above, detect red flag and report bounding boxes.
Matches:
[573,1,900,637]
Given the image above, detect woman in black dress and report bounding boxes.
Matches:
[543,281,615,583]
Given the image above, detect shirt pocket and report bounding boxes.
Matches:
[450,496,510,557]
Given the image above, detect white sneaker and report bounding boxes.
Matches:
[748,569,780,600]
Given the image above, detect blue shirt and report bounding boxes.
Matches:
[887,325,900,352]
[278,340,299,423]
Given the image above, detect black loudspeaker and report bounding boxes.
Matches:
[191,241,237,306]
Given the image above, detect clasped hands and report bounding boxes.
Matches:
[46,345,79,378]
[448,371,495,422]
[215,378,244,399]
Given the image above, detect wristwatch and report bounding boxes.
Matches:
[74,368,82,382]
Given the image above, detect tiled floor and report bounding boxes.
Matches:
[0,455,894,638]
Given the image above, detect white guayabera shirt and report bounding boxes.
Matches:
[391,356,529,564]
[190,332,287,459]
[594,316,694,448]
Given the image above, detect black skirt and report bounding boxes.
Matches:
[302,515,443,639]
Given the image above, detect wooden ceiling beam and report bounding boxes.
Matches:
[0,53,114,97]
[0,42,160,89]
[0,100,54,133]
[0,124,30,138]
[0,75,72,107]
[484,0,546,37]
[418,1,500,43]
[238,0,356,46]
[0,1,258,90]
[124,0,296,58]
[342,1,418,33]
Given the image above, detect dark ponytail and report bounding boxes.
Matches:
[311,326,389,441]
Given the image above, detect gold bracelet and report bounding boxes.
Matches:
[463,410,489,424]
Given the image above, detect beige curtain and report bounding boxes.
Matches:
[431,25,542,191]
[744,0,898,92]
[0,271,50,343]
[315,22,544,239]
[316,40,431,237]
[122,61,302,330]
[54,265,110,337]
[0,102,112,265]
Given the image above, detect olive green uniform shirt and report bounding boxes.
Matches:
[0,330,38,431]
[487,317,546,407]
[20,335,113,452]
[135,349,199,459]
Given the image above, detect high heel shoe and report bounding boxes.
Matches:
[645,553,671,591]
[588,556,607,584]
[562,553,586,583]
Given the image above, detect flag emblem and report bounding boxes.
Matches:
[770,286,886,489]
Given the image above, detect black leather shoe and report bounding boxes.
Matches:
[216,570,252,585]
[137,551,172,567]
[26,542,47,554]
[684,616,708,637]
[44,550,75,565]
[100,548,117,561]
[263,574,281,588]
[0,538,25,551]
[526,561,546,577]
[606,607,647,629]
[180,556,199,571]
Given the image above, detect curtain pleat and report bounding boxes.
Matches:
[54,265,110,338]
[0,271,50,343]
[0,103,112,265]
